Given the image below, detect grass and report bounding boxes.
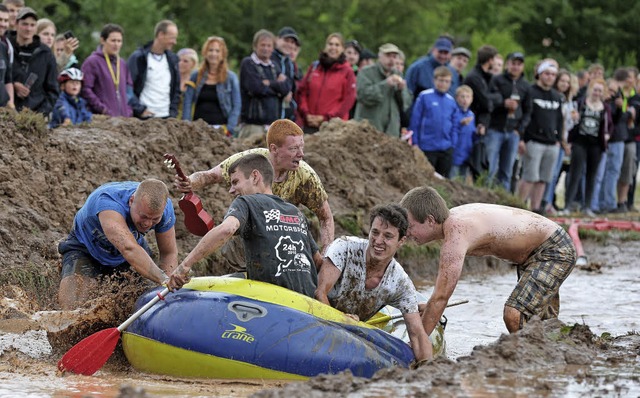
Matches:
[0,262,60,309]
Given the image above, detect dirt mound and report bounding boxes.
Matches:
[251,318,630,397]
[0,109,500,311]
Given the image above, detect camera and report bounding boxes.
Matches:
[63,31,74,40]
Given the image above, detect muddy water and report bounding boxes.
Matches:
[1,240,639,397]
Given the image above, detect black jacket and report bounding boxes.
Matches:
[463,64,502,128]
[9,33,59,115]
[127,41,180,118]
[489,72,532,133]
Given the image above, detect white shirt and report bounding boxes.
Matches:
[325,236,419,321]
[139,52,171,117]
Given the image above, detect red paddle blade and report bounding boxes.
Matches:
[57,327,121,375]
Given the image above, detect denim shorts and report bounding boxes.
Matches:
[58,231,152,279]
[505,228,576,320]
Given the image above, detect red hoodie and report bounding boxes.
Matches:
[296,60,356,126]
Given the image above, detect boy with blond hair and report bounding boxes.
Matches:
[410,66,460,177]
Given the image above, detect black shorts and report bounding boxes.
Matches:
[58,231,152,279]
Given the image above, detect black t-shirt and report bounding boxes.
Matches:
[194,84,226,125]
[225,194,319,297]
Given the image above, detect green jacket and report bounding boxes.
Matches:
[354,62,412,137]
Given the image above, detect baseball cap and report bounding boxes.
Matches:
[277,27,300,45]
[507,52,525,62]
[434,38,453,52]
[16,7,38,22]
[379,43,401,54]
[451,47,471,59]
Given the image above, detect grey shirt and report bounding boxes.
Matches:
[226,193,319,297]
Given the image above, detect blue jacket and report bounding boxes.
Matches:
[182,69,241,134]
[49,91,93,128]
[127,41,180,118]
[453,107,477,166]
[405,54,458,99]
[410,88,460,152]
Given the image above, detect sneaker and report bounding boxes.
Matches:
[611,203,628,213]
[583,208,596,218]
[628,205,639,213]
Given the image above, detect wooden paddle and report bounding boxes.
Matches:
[163,154,215,236]
[57,288,169,375]
[366,299,470,326]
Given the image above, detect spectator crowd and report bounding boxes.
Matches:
[1,0,639,216]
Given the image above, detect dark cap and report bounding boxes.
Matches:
[359,48,377,61]
[16,7,38,21]
[507,52,525,62]
[277,26,300,45]
[434,37,453,52]
[451,47,471,59]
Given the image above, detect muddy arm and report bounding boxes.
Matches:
[314,257,341,306]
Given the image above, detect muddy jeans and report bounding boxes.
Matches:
[506,227,576,321]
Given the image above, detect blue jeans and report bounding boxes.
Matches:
[544,146,565,206]
[485,129,520,191]
[591,152,607,211]
[599,141,624,211]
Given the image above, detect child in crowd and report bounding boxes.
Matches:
[451,85,478,181]
[410,66,460,178]
[50,68,92,128]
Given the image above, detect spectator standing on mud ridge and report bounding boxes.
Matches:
[354,43,412,138]
[516,60,563,214]
[2,0,22,32]
[81,23,133,117]
[182,36,241,136]
[35,17,55,48]
[168,154,322,298]
[405,36,458,99]
[315,204,432,363]
[8,7,59,115]
[128,20,180,119]
[49,67,92,128]
[296,32,356,134]
[0,5,14,109]
[450,46,471,82]
[486,51,531,192]
[175,47,197,119]
[238,29,292,140]
[53,33,80,73]
[410,65,459,177]
[0,4,14,67]
[272,26,298,121]
[173,119,334,269]
[57,179,178,310]
[399,186,576,336]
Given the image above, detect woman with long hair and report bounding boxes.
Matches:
[182,36,240,136]
[176,48,198,118]
[296,33,356,134]
[563,78,613,216]
[543,69,579,214]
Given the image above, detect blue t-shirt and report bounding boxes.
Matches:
[71,181,175,267]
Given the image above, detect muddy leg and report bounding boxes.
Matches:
[503,305,524,333]
[58,274,97,310]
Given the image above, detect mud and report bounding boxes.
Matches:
[0,109,638,397]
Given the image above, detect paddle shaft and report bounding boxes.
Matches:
[366,299,470,325]
[118,287,169,332]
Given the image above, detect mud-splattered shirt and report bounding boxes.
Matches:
[226,193,319,298]
[219,148,328,214]
[325,237,419,321]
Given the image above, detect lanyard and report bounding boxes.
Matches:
[103,48,120,91]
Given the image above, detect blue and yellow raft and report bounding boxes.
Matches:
[122,276,444,380]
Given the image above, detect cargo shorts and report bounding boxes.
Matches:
[505,227,576,320]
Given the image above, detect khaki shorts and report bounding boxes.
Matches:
[521,140,559,183]
[619,142,637,185]
[505,228,576,320]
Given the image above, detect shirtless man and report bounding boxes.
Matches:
[399,186,576,335]
[315,204,431,362]
[175,119,334,254]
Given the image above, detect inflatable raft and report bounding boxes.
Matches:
[122,276,444,380]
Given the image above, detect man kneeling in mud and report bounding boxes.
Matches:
[400,186,576,336]
[58,179,178,309]
[315,204,432,363]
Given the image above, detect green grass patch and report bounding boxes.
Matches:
[0,262,59,309]
[336,213,362,236]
